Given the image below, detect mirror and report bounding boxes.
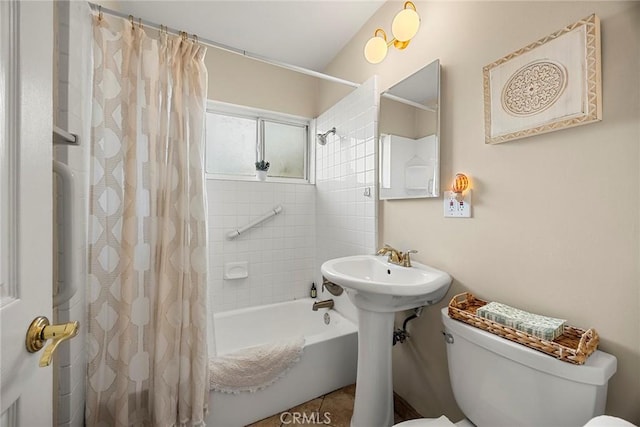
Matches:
[379,59,440,200]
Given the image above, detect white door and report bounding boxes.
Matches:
[1,1,54,425]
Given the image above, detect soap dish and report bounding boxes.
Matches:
[224,261,248,280]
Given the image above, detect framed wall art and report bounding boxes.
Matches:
[483,14,601,145]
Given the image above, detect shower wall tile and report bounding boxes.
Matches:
[207,77,378,318]
[207,180,316,313]
[315,76,379,322]
[53,2,92,426]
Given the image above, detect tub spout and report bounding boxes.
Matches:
[312,299,334,311]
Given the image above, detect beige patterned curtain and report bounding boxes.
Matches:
[87,14,208,427]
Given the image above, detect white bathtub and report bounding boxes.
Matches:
[206,298,358,427]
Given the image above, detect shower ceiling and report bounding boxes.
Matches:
[101,0,386,72]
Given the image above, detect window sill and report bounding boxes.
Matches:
[206,173,312,185]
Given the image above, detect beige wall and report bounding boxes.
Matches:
[205,48,320,118]
[92,0,121,11]
[325,1,640,423]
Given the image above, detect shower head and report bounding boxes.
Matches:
[316,127,336,145]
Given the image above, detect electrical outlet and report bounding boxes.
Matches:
[444,190,471,218]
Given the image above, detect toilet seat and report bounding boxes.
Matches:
[395,415,637,427]
[584,416,637,427]
[393,415,457,427]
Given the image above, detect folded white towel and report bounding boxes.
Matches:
[477,301,566,341]
[209,336,305,394]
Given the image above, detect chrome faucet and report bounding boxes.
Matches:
[376,244,418,267]
[312,299,334,311]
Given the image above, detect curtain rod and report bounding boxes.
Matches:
[87,2,360,89]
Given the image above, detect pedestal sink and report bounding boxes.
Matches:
[321,255,452,427]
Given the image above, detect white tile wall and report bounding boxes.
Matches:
[53,2,92,426]
[207,77,379,320]
[207,179,317,313]
[315,77,379,321]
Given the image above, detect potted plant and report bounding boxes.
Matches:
[255,160,270,181]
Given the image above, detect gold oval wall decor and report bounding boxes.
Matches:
[501,60,567,117]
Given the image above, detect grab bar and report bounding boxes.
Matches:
[53,160,78,306]
[226,205,283,240]
[53,125,78,145]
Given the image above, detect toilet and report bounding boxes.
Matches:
[394,307,619,427]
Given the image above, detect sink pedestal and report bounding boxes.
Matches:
[320,255,452,427]
[351,308,395,427]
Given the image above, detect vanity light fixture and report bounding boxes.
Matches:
[364,1,421,64]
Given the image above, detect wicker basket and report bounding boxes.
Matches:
[448,292,599,365]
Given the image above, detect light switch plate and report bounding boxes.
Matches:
[444,190,471,218]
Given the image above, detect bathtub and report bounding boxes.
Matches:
[206,298,358,427]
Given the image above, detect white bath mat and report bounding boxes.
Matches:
[209,335,305,393]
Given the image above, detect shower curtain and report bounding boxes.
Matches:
[87,13,209,426]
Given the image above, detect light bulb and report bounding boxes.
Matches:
[391,6,420,42]
[364,35,388,64]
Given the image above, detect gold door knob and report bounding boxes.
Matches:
[25,316,79,367]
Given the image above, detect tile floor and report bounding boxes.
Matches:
[247,384,421,427]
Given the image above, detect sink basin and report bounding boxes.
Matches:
[320,254,453,426]
[321,254,452,311]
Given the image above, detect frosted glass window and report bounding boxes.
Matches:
[206,112,257,176]
[205,104,310,181]
[264,121,306,179]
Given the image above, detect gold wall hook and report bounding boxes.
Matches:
[98,5,103,21]
[26,316,79,367]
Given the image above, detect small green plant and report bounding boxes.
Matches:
[255,160,270,171]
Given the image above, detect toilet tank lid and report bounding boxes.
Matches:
[584,415,637,427]
[441,308,617,386]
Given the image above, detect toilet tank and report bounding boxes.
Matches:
[441,308,617,427]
